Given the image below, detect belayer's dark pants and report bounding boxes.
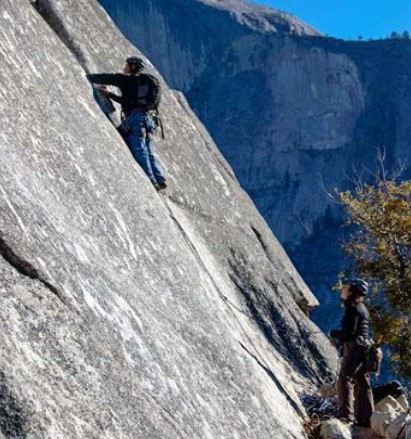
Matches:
[337,341,374,425]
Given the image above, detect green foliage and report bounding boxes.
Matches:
[340,179,411,377]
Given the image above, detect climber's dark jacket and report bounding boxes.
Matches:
[86,73,159,115]
[330,301,370,343]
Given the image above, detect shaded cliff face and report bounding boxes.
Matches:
[97,0,411,330]
[0,0,335,438]
[98,0,320,92]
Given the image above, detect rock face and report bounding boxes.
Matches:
[0,1,335,438]
[97,0,411,330]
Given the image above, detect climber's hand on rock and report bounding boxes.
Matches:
[97,85,109,96]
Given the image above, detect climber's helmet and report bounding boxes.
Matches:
[345,278,369,297]
[124,56,146,74]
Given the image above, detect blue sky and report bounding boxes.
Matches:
[253,0,411,40]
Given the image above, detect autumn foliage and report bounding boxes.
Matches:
[340,179,411,377]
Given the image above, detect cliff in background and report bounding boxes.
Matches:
[0,0,335,438]
[98,0,411,330]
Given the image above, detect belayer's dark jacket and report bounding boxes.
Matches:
[86,73,159,115]
[333,300,374,425]
[330,301,370,343]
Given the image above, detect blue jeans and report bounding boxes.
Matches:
[121,112,165,185]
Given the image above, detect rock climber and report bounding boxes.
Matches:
[330,278,374,427]
[87,57,167,191]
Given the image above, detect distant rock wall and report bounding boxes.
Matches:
[98,0,411,330]
[98,0,320,92]
[0,1,335,438]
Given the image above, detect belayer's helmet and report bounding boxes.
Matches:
[126,56,146,72]
[346,278,369,297]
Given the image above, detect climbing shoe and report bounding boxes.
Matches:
[152,181,167,191]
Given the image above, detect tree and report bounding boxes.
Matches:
[390,31,400,39]
[401,30,410,40]
[340,176,411,378]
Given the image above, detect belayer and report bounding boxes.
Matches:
[330,279,374,428]
[87,57,167,191]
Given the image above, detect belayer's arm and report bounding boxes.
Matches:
[86,73,123,87]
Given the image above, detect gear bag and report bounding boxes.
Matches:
[135,74,164,138]
[136,74,161,111]
[373,381,406,404]
[365,343,383,374]
[356,336,383,374]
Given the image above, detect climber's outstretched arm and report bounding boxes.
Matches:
[87,73,123,87]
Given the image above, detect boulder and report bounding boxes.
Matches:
[375,396,408,414]
[320,419,352,439]
[371,395,410,439]
[385,411,411,439]
[371,406,399,438]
